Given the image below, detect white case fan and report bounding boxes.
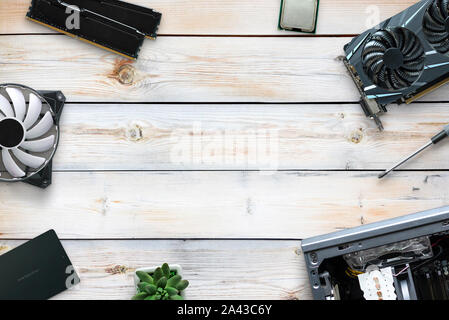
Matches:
[0,84,65,188]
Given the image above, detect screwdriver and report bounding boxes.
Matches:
[378,124,449,179]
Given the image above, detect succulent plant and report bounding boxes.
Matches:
[132,263,189,300]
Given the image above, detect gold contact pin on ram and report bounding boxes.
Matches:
[26,17,138,60]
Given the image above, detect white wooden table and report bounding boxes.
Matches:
[1,0,448,299]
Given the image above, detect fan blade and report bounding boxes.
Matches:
[403,60,425,72]
[363,40,386,55]
[403,34,417,56]
[395,68,412,82]
[26,111,53,139]
[436,39,449,53]
[370,59,384,75]
[426,30,448,44]
[23,93,42,130]
[383,69,393,89]
[441,0,449,19]
[391,28,404,49]
[0,93,14,118]
[392,70,410,87]
[389,72,401,89]
[424,11,445,32]
[400,67,421,79]
[375,30,396,48]
[21,135,55,153]
[404,44,424,63]
[375,66,388,87]
[2,149,25,178]
[12,148,45,169]
[6,87,26,121]
[431,1,445,23]
[363,52,383,69]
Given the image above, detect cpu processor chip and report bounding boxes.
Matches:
[278,0,319,33]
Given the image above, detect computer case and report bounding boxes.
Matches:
[302,206,449,300]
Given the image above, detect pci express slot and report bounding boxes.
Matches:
[26,0,151,59]
[42,0,161,39]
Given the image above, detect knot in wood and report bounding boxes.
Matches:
[117,64,135,85]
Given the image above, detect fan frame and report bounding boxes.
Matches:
[0,83,65,188]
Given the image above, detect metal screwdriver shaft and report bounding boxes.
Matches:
[378,124,449,179]
[378,141,432,179]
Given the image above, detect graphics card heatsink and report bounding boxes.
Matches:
[0,84,65,188]
[344,0,449,130]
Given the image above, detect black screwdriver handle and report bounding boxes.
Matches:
[431,124,449,144]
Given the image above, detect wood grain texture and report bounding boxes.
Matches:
[51,103,449,171]
[0,240,309,300]
[0,0,416,35]
[2,35,449,103]
[0,35,355,102]
[0,171,447,239]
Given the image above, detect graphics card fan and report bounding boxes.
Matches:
[423,0,449,54]
[0,84,65,188]
[362,28,425,90]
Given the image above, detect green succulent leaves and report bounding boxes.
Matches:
[176,280,189,291]
[167,275,181,287]
[162,263,171,278]
[165,286,178,296]
[144,284,157,295]
[136,271,153,284]
[156,276,167,289]
[131,263,189,301]
[153,267,164,283]
[132,292,148,300]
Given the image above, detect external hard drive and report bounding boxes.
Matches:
[279,0,319,33]
[0,230,80,300]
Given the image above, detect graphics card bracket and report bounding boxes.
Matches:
[343,58,386,131]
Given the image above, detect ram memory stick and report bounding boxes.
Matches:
[40,0,162,39]
[26,0,162,59]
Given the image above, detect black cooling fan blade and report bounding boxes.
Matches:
[362,28,425,90]
[423,0,449,54]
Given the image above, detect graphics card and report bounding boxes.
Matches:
[0,84,65,188]
[344,0,449,130]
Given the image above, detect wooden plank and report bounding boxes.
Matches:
[0,35,355,102]
[0,240,309,300]
[0,0,416,35]
[0,171,447,239]
[52,103,449,171]
[2,35,449,103]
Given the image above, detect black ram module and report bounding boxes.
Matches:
[26,0,162,59]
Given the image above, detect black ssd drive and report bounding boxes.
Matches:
[0,230,80,300]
